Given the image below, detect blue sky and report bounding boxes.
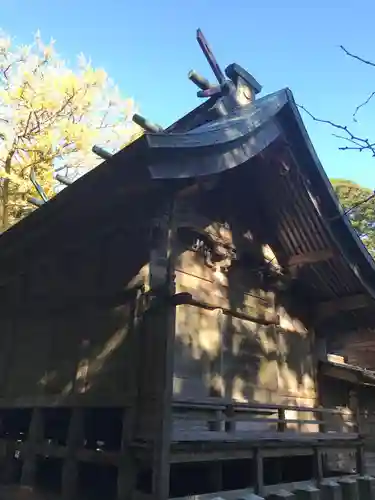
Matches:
[2,0,375,188]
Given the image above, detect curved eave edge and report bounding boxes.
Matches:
[144,87,375,306]
[144,90,289,179]
[281,88,375,302]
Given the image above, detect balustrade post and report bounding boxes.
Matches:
[356,442,366,476]
[278,408,286,432]
[318,407,326,434]
[209,409,223,432]
[225,404,235,433]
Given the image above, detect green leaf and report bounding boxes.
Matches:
[331,178,375,258]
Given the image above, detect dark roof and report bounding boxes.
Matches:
[1,88,375,332]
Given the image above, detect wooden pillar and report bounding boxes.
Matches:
[208,461,223,492]
[254,448,264,496]
[278,408,286,432]
[150,201,176,500]
[20,408,43,488]
[349,389,360,433]
[61,408,84,500]
[117,289,143,500]
[0,440,19,484]
[117,407,136,500]
[151,304,175,500]
[318,408,327,434]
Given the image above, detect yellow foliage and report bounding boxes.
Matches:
[0,31,140,231]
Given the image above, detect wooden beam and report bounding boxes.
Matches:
[315,293,374,322]
[288,249,334,267]
[320,363,360,384]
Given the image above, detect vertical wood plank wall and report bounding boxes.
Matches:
[0,204,158,499]
[172,191,317,429]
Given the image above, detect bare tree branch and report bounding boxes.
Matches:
[337,46,375,121]
[353,90,375,121]
[340,45,375,68]
[298,104,375,156]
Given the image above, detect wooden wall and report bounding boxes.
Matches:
[0,213,152,406]
[172,192,317,410]
[327,329,375,371]
[0,185,178,499]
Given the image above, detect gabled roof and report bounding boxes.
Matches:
[0,87,374,333]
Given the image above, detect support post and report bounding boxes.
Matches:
[318,408,326,433]
[117,290,143,500]
[20,408,43,489]
[150,201,176,500]
[117,407,137,500]
[254,448,264,497]
[208,461,223,493]
[62,408,84,500]
[225,405,235,433]
[357,443,366,476]
[278,407,286,432]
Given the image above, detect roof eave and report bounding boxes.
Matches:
[277,91,375,302]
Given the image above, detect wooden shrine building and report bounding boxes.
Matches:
[0,30,375,500]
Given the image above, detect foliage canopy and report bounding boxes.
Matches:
[0,31,141,231]
[331,178,375,258]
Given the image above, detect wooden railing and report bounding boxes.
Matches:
[172,399,359,440]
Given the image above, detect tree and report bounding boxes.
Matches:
[331,178,375,257]
[300,46,375,156]
[0,31,141,231]
[299,46,375,258]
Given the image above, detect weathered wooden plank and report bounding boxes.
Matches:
[176,272,277,324]
[315,294,373,322]
[288,250,334,267]
[5,318,52,399]
[174,303,316,408]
